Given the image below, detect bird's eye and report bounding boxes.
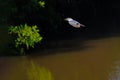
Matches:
[76,23,79,25]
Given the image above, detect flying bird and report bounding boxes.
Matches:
[65,18,85,28]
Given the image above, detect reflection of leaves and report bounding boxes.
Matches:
[38,1,45,8]
[27,61,54,80]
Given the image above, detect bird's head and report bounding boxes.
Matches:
[64,18,73,21]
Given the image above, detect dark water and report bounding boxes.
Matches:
[0,37,120,80]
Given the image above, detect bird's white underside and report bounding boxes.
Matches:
[65,17,85,28]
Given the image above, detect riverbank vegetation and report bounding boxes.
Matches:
[0,0,120,55]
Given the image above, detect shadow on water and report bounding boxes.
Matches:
[27,32,120,56]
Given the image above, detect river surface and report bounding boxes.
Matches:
[0,36,120,80]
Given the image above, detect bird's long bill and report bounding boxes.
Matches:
[80,24,85,27]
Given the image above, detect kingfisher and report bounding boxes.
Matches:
[65,18,85,28]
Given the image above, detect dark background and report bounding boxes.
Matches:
[0,0,120,54]
[1,0,120,38]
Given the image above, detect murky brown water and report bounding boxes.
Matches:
[0,37,120,80]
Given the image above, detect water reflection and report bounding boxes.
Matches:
[0,37,120,80]
[109,61,120,80]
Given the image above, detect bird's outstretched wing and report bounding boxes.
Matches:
[69,20,81,28]
[65,18,85,28]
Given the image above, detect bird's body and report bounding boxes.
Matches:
[65,18,85,28]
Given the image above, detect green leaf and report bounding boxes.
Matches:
[38,1,45,8]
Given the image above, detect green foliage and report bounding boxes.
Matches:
[0,0,17,24]
[8,24,42,54]
[38,1,45,8]
[27,61,54,80]
[6,0,46,25]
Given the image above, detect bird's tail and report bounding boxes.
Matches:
[80,24,85,27]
